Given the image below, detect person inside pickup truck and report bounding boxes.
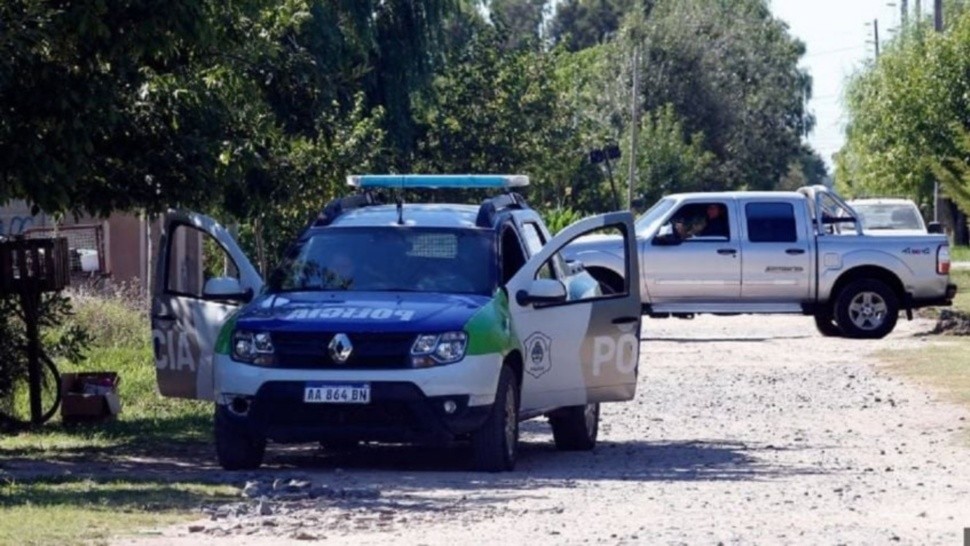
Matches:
[675,203,729,239]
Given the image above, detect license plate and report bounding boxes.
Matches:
[304,382,370,404]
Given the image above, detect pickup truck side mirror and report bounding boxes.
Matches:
[203,277,253,303]
[927,221,943,234]
[652,223,682,246]
[516,278,568,306]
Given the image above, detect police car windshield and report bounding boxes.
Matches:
[268,228,495,295]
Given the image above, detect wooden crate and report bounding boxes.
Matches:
[0,237,70,295]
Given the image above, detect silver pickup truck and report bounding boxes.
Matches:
[565,185,957,339]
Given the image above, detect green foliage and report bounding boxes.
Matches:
[837,7,970,241]
[630,103,716,205]
[632,0,812,191]
[550,0,647,51]
[542,207,584,235]
[0,294,90,421]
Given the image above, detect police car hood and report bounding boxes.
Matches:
[236,291,492,333]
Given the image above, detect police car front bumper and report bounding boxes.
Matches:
[220,381,492,444]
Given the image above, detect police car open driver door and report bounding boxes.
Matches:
[152,211,263,400]
[506,212,641,413]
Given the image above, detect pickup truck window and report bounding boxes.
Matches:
[670,202,730,240]
[745,202,797,243]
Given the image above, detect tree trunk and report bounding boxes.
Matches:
[944,198,969,245]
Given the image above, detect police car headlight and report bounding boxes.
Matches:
[232,330,275,365]
[410,331,467,367]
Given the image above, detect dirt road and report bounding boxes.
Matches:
[105,315,969,544]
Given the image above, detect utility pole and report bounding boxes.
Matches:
[901,0,908,26]
[915,0,922,27]
[874,19,880,58]
[628,45,640,211]
[933,0,943,222]
[867,19,881,58]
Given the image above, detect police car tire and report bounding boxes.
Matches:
[550,403,599,451]
[833,279,899,339]
[813,305,842,337]
[215,405,266,470]
[470,366,519,472]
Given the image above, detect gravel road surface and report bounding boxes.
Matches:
[113,315,970,545]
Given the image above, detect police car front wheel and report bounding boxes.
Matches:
[215,404,267,470]
[470,365,519,472]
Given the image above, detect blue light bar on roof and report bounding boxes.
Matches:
[346,174,529,189]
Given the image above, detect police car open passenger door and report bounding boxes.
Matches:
[506,212,641,413]
[152,211,263,400]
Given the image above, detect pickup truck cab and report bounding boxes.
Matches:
[566,185,955,339]
[151,175,642,471]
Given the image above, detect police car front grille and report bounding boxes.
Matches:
[272,332,413,369]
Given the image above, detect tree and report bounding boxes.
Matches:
[549,0,648,51]
[490,0,548,49]
[837,6,970,242]
[634,0,813,191]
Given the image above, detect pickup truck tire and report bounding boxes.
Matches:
[550,402,600,451]
[833,279,899,339]
[471,365,519,472]
[215,404,266,470]
[813,305,842,337]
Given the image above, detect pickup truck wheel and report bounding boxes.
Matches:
[470,366,519,472]
[813,306,842,337]
[834,279,899,339]
[215,405,266,470]
[550,402,600,451]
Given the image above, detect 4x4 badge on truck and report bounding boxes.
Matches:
[328,333,353,364]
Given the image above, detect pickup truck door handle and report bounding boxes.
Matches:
[716,248,737,256]
[785,248,806,255]
[612,316,639,325]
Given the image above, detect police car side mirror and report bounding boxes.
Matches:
[928,221,943,234]
[203,277,253,303]
[516,278,567,306]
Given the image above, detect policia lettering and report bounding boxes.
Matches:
[286,307,415,321]
[591,334,639,376]
[153,329,199,371]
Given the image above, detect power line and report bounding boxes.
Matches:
[804,45,867,59]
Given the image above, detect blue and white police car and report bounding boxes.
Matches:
[151,175,641,471]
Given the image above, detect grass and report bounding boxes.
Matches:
[949,268,970,314]
[879,339,970,445]
[0,478,236,546]
[0,287,217,544]
[950,244,970,263]
[879,263,970,447]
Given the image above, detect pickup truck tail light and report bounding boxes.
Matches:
[937,245,951,275]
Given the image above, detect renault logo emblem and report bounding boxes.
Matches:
[328,333,353,364]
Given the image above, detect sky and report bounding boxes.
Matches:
[770,0,929,171]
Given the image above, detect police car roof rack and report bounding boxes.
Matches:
[475,192,529,228]
[347,174,528,189]
[313,191,382,228]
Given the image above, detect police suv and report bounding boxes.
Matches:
[152,175,641,471]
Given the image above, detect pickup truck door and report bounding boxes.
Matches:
[151,211,263,400]
[644,199,741,302]
[739,200,812,301]
[506,212,641,412]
